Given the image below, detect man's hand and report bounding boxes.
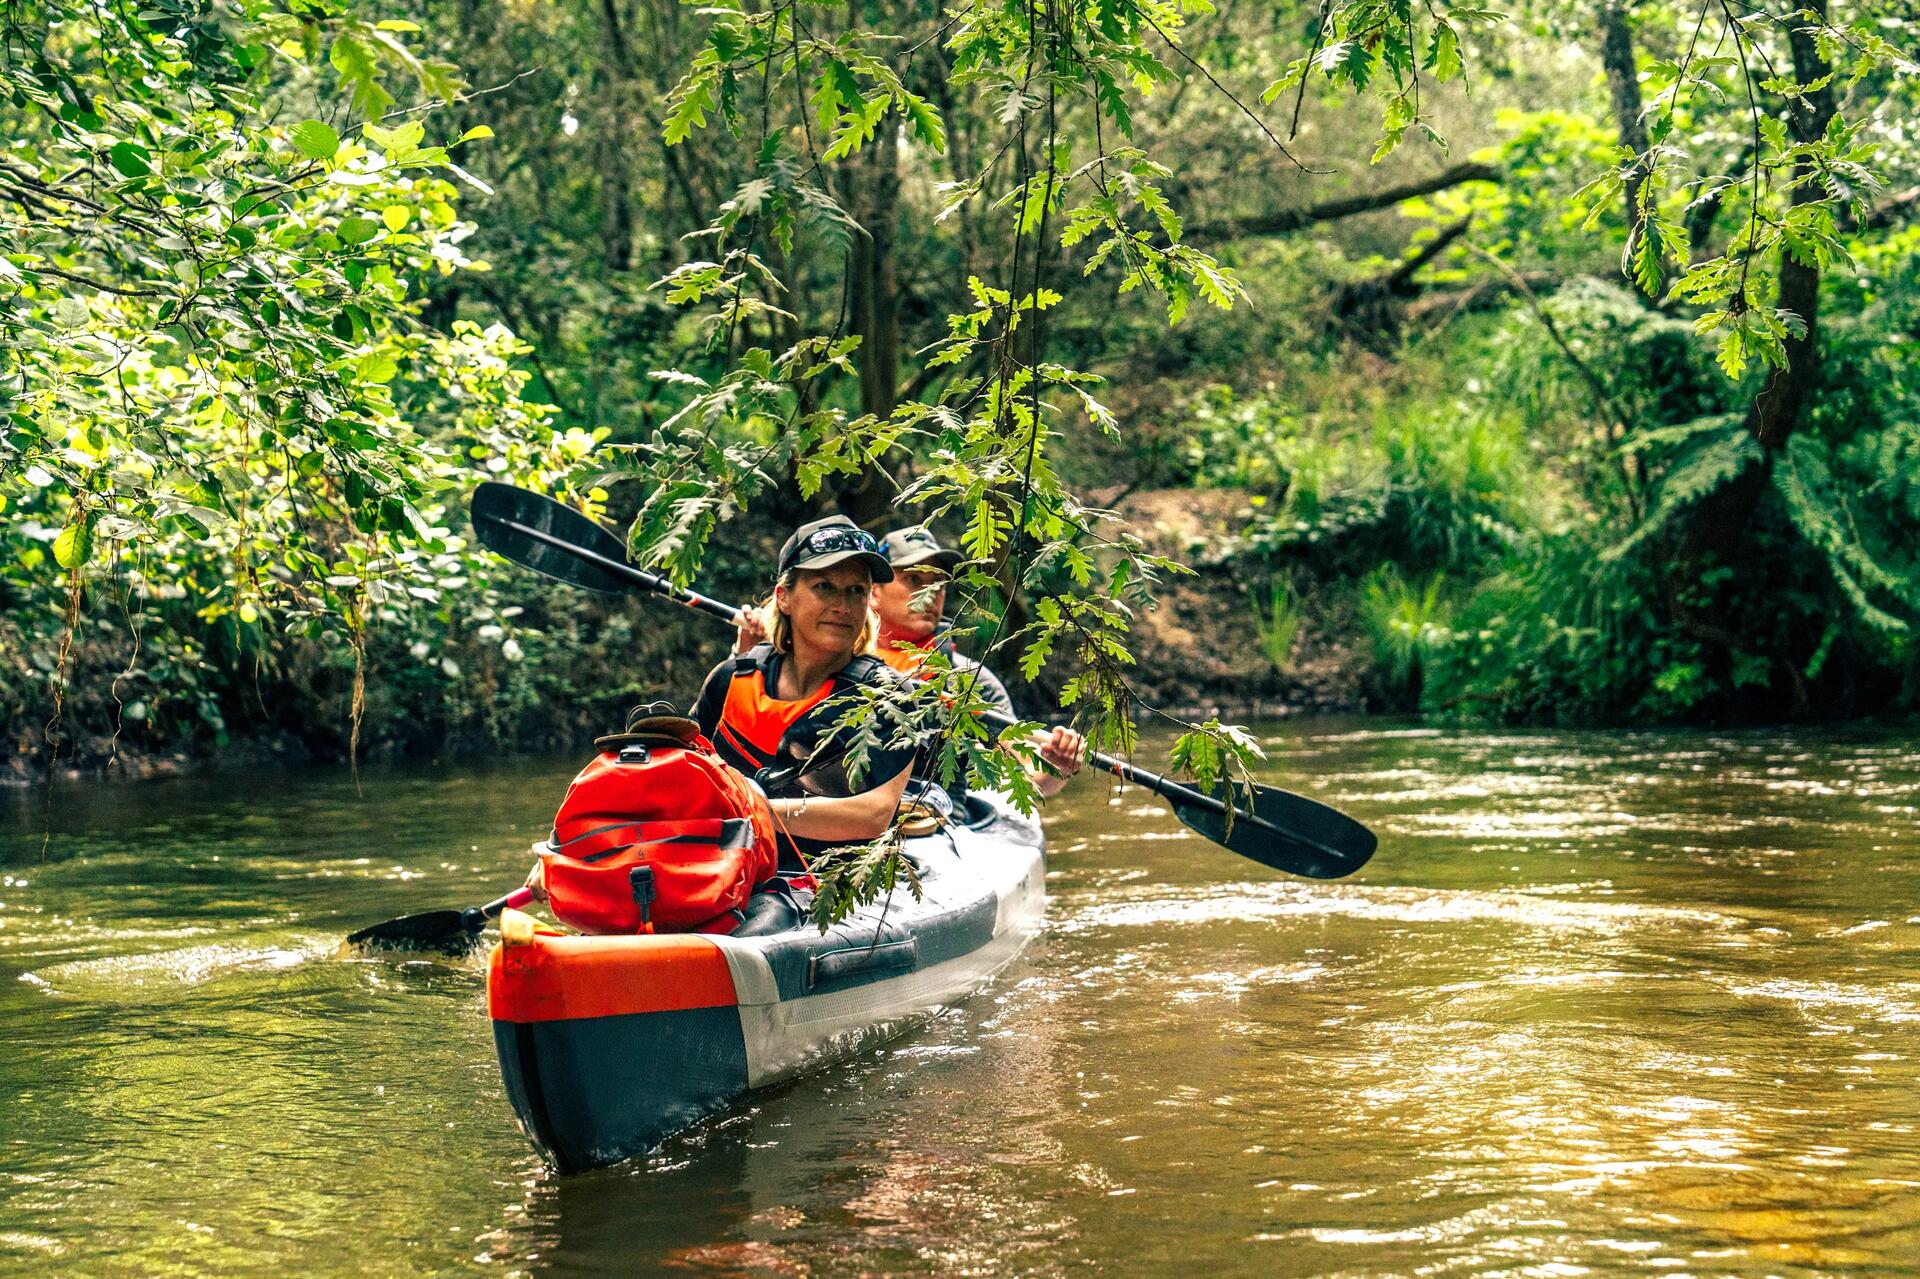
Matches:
[1033,725,1085,799]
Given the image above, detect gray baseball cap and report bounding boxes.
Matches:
[879,526,963,571]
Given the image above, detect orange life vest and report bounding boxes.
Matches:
[708,646,894,883]
[877,637,935,677]
[710,646,889,778]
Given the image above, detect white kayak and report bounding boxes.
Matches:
[486,792,1046,1173]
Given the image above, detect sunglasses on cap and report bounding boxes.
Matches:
[796,525,878,557]
[778,523,888,576]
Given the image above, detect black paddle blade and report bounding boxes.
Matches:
[470,481,632,594]
[1170,780,1378,880]
[341,909,484,957]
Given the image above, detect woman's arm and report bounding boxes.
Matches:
[768,761,913,842]
[690,660,730,738]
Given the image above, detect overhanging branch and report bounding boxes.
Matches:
[1191,161,1498,240]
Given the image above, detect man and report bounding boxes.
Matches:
[873,526,1084,799]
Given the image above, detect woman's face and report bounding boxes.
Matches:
[779,562,873,657]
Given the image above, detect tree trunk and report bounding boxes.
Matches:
[847,124,902,423]
[831,120,904,527]
[595,0,637,273]
[1326,215,1473,341]
[1599,2,1649,241]
[1745,9,1835,449]
[1671,1,1835,689]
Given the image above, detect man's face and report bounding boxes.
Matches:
[872,566,949,640]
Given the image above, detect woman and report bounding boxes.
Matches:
[690,515,917,929]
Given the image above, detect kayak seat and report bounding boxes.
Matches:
[956,791,1000,830]
[731,879,812,937]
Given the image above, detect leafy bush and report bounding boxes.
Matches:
[0,3,595,773]
[1400,109,1626,270]
[1422,409,1920,724]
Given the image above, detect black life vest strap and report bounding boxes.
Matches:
[839,653,891,687]
[729,645,890,689]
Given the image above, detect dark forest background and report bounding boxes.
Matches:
[5,0,1918,778]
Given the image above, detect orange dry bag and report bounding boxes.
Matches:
[539,709,776,935]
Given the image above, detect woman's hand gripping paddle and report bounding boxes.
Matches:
[459,481,1378,880]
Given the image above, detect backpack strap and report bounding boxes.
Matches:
[732,643,774,675]
[547,820,647,864]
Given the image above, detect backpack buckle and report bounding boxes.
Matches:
[629,864,656,925]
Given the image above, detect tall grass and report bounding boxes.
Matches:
[1360,566,1451,700]
[1252,576,1305,675]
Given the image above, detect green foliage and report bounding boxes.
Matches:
[1185,382,1540,576]
[1771,434,1916,641]
[1167,719,1265,795]
[1571,8,1905,374]
[1603,415,1759,563]
[1180,383,1304,491]
[1361,566,1449,700]
[1424,403,1920,722]
[1260,1,1504,161]
[808,833,922,932]
[0,0,573,766]
[1420,532,1675,722]
[10,0,1920,828]
[1401,110,1623,268]
[624,0,1285,922]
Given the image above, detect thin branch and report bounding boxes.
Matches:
[28,263,175,298]
[379,66,546,119]
[1135,8,1317,173]
[1289,0,1331,141]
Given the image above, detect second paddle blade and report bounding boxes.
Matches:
[1171,780,1377,880]
[470,482,633,594]
[342,909,483,957]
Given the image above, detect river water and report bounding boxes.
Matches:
[3,720,1918,1276]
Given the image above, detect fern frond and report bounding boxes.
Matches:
[1774,436,1913,635]
[1603,418,1759,563]
[1861,420,1920,525]
[1619,412,1743,458]
[1829,567,1911,638]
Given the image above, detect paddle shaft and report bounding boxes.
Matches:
[495,514,741,625]
[478,510,1295,841]
[466,886,536,929]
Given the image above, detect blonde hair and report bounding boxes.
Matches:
[757,569,880,657]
